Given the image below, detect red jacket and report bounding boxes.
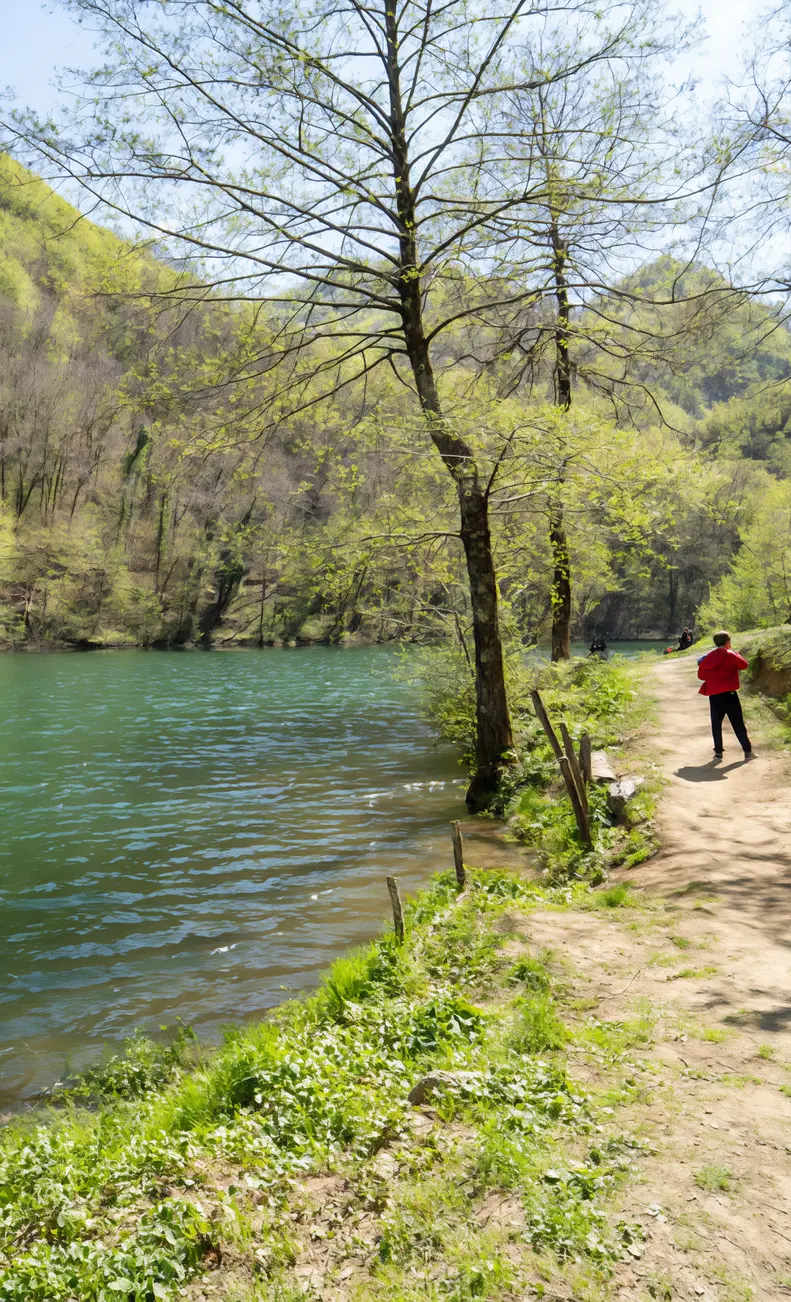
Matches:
[697,646,748,696]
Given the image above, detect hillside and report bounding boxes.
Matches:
[0,157,789,650]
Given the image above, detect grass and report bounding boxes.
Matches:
[698,1027,730,1043]
[0,868,651,1302]
[597,882,631,908]
[667,966,718,981]
[694,1163,735,1193]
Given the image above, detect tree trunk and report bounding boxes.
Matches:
[550,217,572,411]
[258,561,268,648]
[668,568,678,630]
[154,490,168,591]
[383,0,513,807]
[549,214,573,659]
[549,496,571,663]
[458,482,514,807]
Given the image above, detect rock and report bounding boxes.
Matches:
[407,1070,484,1105]
[607,777,644,821]
[591,750,617,783]
[371,1151,399,1179]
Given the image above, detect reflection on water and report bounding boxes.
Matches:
[0,647,469,1105]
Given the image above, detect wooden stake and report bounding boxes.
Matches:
[579,733,592,786]
[530,689,563,760]
[559,756,592,847]
[451,821,467,891]
[533,689,592,850]
[386,876,405,944]
[559,721,588,814]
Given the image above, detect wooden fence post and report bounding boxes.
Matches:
[579,733,592,786]
[559,721,588,814]
[559,756,592,847]
[530,689,564,760]
[451,821,467,892]
[532,689,592,849]
[386,876,405,944]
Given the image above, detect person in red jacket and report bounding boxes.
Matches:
[697,631,753,761]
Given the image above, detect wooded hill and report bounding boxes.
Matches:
[0,154,789,651]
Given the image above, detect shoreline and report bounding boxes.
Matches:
[10,651,790,1295]
[0,634,679,655]
[8,650,790,1296]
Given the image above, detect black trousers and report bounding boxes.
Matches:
[709,691,751,754]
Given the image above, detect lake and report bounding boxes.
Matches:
[0,641,665,1106]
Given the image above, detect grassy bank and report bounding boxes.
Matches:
[418,647,659,880]
[0,868,656,1302]
[720,625,791,743]
[0,655,658,1301]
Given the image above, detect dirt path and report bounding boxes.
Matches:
[642,654,791,975]
[532,655,791,1300]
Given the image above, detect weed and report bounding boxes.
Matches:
[597,882,631,908]
[507,995,568,1054]
[668,966,718,981]
[578,1007,655,1061]
[695,1164,734,1193]
[710,1261,755,1300]
[645,1272,675,1300]
[509,957,551,992]
[757,1043,775,1061]
[669,935,692,950]
[51,1023,197,1102]
[698,1027,729,1043]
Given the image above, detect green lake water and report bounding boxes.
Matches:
[0,641,666,1106]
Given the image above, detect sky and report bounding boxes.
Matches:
[0,0,774,119]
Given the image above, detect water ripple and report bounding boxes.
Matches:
[0,646,463,1104]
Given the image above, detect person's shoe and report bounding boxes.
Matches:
[713,751,723,760]
[744,750,755,761]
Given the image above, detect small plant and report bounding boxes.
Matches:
[757,1043,775,1061]
[695,1163,734,1192]
[669,966,718,981]
[53,1024,196,1101]
[598,881,631,908]
[509,957,551,992]
[699,1026,729,1043]
[508,995,568,1053]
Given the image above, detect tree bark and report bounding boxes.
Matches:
[547,215,573,660]
[549,494,571,663]
[383,0,513,806]
[550,217,572,411]
[258,560,268,648]
[668,567,678,629]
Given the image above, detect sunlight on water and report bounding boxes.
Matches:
[0,640,664,1104]
[0,647,467,1104]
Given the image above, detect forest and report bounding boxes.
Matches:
[2,149,789,655]
[4,0,791,797]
